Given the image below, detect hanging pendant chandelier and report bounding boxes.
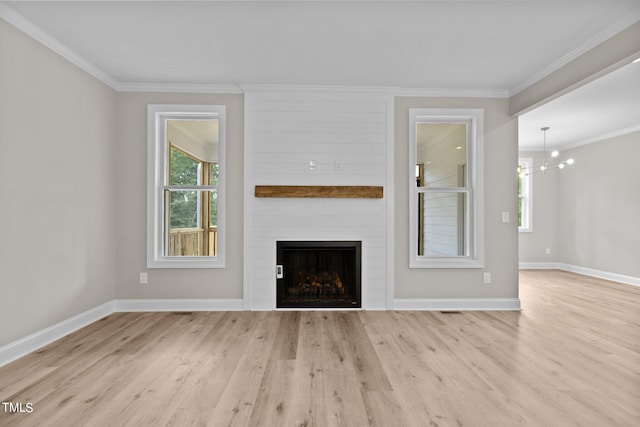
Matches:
[519,127,574,177]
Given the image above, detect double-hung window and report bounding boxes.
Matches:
[409,108,484,268]
[518,157,533,232]
[147,105,225,268]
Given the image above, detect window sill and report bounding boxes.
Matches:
[147,256,225,269]
[410,257,484,269]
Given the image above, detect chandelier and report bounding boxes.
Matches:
[519,126,574,177]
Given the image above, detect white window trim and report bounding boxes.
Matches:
[147,104,226,268]
[409,108,484,269]
[518,157,533,233]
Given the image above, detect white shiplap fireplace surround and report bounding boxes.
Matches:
[243,87,395,310]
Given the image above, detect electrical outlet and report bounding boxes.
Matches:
[546,248,551,255]
[309,160,316,171]
[501,211,510,223]
[483,272,491,284]
[139,272,148,284]
[335,160,342,171]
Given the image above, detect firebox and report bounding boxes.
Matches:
[276,241,361,308]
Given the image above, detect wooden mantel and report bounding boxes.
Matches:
[255,185,383,199]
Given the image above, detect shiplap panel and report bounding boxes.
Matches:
[253,152,386,166]
[252,133,387,145]
[246,89,391,310]
[252,111,387,124]
[253,142,386,154]
[252,99,388,113]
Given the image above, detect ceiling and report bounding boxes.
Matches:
[518,59,640,150]
[2,1,640,149]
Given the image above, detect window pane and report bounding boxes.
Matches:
[169,190,199,230]
[209,190,218,228]
[416,123,467,188]
[165,190,219,257]
[169,147,199,185]
[163,118,219,258]
[419,192,467,257]
[210,163,219,187]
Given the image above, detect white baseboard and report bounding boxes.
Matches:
[519,262,560,270]
[519,262,640,287]
[557,263,640,287]
[0,301,115,368]
[394,298,521,311]
[114,298,244,312]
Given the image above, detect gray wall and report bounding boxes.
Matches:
[115,93,244,299]
[518,151,559,263]
[557,132,640,277]
[519,131,640,278]
[0,20,117,347]
[395,97,519,299]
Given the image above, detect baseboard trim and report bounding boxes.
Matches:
[520,262,640,287]
[557,263,640,287]
[394,298,521,311]
[519,262,560,270]
[114,298,245,312]
[0,301,115,368]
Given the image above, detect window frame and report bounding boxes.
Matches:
[147,104,226,268]
[409,108,484,268]
[518,157,533,232]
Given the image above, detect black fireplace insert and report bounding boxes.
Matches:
[276,241,361,308]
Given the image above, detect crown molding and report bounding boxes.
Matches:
[239,83,398,94]
[520,124,640,152]
[396,87,510,98]
[115,82,244,94]
[510,9,640,96]
[556,124,640,151]
[0,2,120,90]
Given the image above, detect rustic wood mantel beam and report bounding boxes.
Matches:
[255,185,383,199]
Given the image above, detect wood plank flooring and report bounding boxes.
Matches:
[1,270,639,426]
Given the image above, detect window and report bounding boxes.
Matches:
[518,157,532,232]
[147,105,225,268]
[409,108,484,268]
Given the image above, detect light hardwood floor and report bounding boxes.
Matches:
[1,270,638,426]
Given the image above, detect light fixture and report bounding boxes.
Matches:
[519,127,574,177]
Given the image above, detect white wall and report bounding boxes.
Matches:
[520,132,640,281]
[115,92,244,300]
[243,89,393,309]
[518,151,559,264]
[0,20,117,347]
[556,132,640,278]
[395,97,519,301]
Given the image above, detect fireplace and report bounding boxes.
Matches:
[276,241,361,308]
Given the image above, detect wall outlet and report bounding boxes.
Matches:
[546,248,551,255]
[501,211,510,223]
[483,272,491,284]
[139,272,148,284]
[335,160,342,171]
[309,160,316,171]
